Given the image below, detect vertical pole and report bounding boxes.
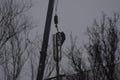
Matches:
[36,0,55,80]
[56,49,60,80]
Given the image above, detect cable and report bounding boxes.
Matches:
[54,0,60,32]
[55,0,59,14]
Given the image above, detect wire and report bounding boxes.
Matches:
[55,0,59,14]
[54,0,60,32]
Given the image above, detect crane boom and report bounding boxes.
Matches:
[36,0,55,80]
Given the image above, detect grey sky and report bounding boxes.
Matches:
[0,0,120,79]
[28,0,120,74]
[30,0,120,46]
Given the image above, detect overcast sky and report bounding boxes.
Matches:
[27,0,120,74]
[0,0,120,79]
[29,0,120,46]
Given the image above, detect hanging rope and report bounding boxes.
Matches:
[55,0,59,14]
[53,0,66,63]
[54,0,59,32]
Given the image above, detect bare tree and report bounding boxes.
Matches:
[65,13,120,80]
[85,13,120,80]
[0,0,32,50]
[2,30,30,80]
[44,44,55,79]
[0,0,33,80]
[27,39,39,80]
[27,37,56,80]
[65,33,87,80]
